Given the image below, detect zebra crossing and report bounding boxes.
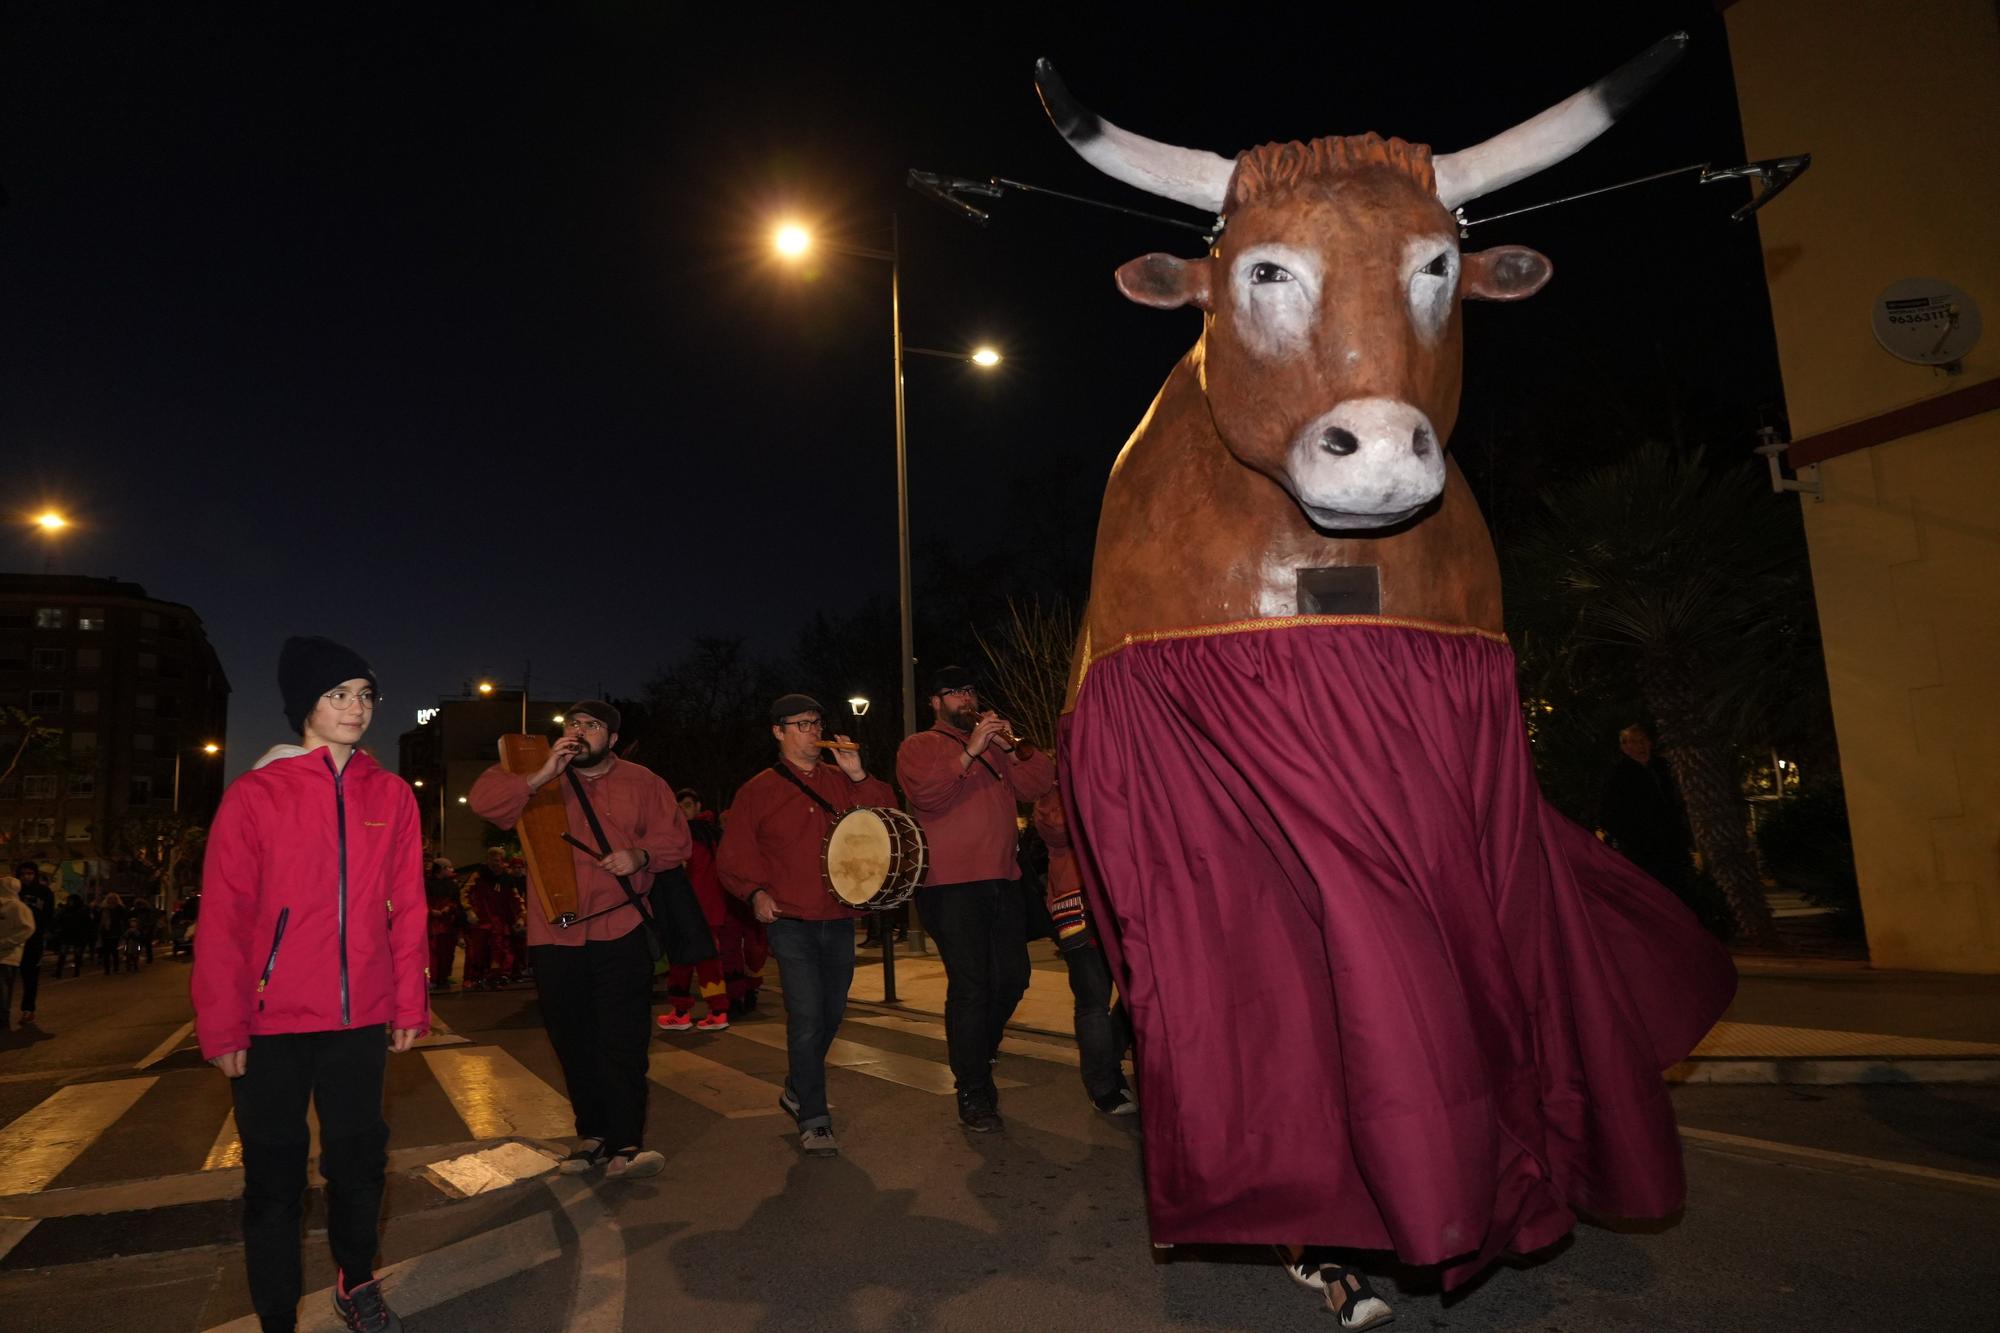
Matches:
[0,1000,1088,1261]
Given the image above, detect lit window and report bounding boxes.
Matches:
[21,774,57,800]
[19,817,55,842]
[34,607,66,630]
[79,609,106,632]
[64,815,93,840]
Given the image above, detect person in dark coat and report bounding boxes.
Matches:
[1599,724,1694,896]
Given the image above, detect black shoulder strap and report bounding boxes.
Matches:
[769,763,840,816]
[562,767,658,930]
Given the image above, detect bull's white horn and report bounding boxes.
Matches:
[1035,58,1234,215]
[1433,31,1689,210]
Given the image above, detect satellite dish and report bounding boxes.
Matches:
[1872,278,1982,370]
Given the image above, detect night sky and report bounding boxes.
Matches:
[1,2,1786,779]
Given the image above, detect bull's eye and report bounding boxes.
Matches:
[1420,252,1451,278]
[1248,261,1294,285]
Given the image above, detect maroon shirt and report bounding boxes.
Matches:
[468,756,691,947]
[897,723,1055,886]
[717,760,897,921]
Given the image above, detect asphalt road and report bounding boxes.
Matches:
[2,955,1995,1331]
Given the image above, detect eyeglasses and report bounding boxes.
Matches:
[322,688,380,710]
[565,718,606,734]
[781,717,824,732]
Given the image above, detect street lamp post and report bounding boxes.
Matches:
[770,219,1001,743]
[172,742,222,815]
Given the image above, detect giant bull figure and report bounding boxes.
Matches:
[1045,36,1735,1289]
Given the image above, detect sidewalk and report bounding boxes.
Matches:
[847,941,2000,1085]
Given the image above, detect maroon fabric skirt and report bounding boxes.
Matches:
[1059,620,1735,1288]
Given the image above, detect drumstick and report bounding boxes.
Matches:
[817,739,860,752]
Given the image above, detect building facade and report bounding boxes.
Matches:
[397,693,567,868]
[0,574,231,886]
[1727,0,2000,971]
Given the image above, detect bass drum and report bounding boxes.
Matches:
[821,806,927,910]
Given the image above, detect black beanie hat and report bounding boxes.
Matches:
[279,636,378,734]
[769,693,823,724]
[567,699,622,733]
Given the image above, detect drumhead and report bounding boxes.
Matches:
[825,808,893,906]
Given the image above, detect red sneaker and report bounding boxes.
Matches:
[694,1010,730,1031]
[656,1010,693,1032]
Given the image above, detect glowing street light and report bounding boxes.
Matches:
[34,511,67,532]
[552,714,566,724]
[773,223,812,258]
[848,696,871,717]
[970,346,1002,367]
[476,681,496,696]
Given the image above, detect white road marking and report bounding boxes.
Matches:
[0,1216,37,1263]
[847,1012,1082,1068]
[550,1174,626,1333]
[0,1078,158,1194]
[423,1046,575,1140]
[648,1046,787,1118]
[203,1209,563,1331]
[727,1024,1023,1096]
[1680,1125,2000,1192]
[135,1020,196,1069]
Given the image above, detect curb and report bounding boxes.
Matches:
[1668,1057,2000,1086]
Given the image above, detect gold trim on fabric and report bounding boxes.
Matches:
[1063,614,1510,712]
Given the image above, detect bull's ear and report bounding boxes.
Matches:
[1462,246,1552,302]
[1115,254,1213,311]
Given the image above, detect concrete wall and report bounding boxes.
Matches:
[1727,0,2000,971]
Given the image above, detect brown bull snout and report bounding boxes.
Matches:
[1286,398,1447,530]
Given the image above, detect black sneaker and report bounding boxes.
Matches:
[1093,1087,1139,1116]
[956,1092,1003,1134]
[333,1275,401,1332]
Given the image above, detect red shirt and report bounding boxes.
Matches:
[468,756,691,948]
[717,760,897,921]
[897,723,1055,886]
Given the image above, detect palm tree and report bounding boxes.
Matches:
[1509,444,1824,950]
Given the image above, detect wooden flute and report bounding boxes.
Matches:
[817,738,861,751]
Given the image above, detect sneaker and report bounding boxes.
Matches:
[558,1138,609,1175]
[694,1010,730,1031]
[332,1274,401,1332]
[656,1010,693,1032]
[956,1092,1003,1134]
[1093,1087,1139,1116]
[799,1126,839,1157]
[604,1148,665,1180]
[1276,1246,1328,1292]
[777,1086,802,1120]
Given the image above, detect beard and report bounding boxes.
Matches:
[945,704,980,733]
[570,737,609,767]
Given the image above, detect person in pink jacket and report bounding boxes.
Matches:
[191,637,427,1333]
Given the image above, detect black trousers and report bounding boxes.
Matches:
[233,1027,390,1330]
[532,924,653,1152]
[17,938,42,1012]
[1059,935,1132,1101]
[915,880,1030,1096]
